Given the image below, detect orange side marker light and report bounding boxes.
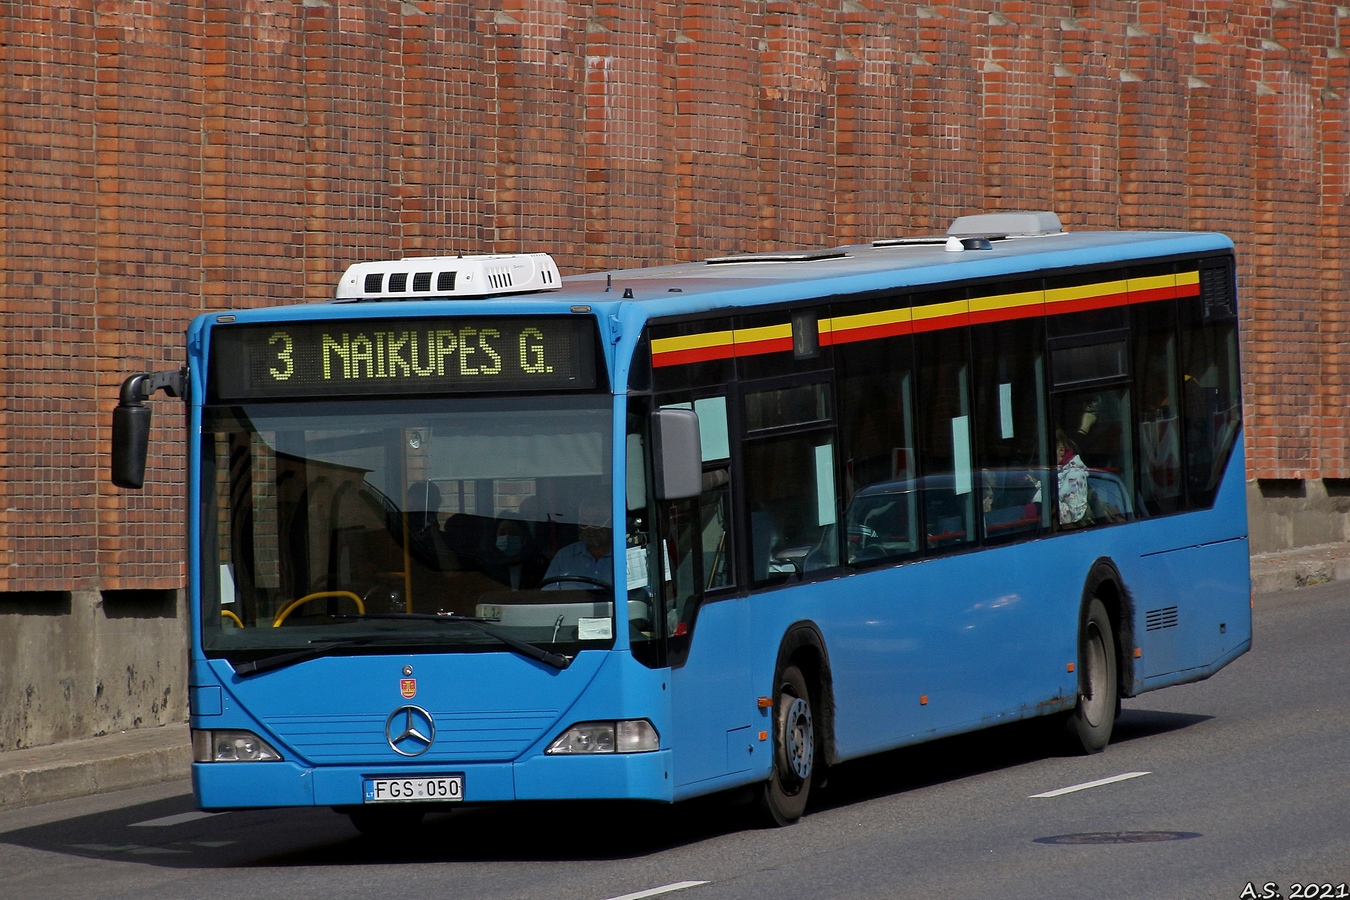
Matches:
[1066,662,1075,673]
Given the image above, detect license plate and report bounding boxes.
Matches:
[363,775,463,804]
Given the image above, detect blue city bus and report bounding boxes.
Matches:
[111,211,1250,831]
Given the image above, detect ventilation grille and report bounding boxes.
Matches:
[1145,606,1179,631]
[365,271,445,294]
[486,268,514,290]
[1200,264,1235,321]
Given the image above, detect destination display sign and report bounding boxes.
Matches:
[209,316,598,400]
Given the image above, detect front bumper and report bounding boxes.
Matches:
[193,748,674,809]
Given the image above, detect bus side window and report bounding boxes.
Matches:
[743,382,840,583]
[1052,388,1136,528]
[835,332,919,565]
[915,328,976,552]
[1047,307,1138,529]
[1134,300,1183,516]
[744,435,839,580]
[972,317,1049,542]
[1179,277,1241,509]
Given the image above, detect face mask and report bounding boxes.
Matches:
[496,535,522,556]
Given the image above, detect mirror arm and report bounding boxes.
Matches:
[118,367,187,406]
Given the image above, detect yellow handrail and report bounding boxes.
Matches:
[272,590,365,627]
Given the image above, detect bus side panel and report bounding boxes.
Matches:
[756,545,1081,763]
[1122,433,1252,689]
[1126,537,1251,684]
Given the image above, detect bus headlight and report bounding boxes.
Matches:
[546,720,659,754]
[192,729,283,762]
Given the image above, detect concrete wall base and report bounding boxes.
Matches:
[0,589,189,752]
[1247,478,1350,554]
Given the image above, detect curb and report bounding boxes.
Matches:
[0,724,190,812]
[1250,543,1350,596]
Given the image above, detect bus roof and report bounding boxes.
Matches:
[555,229,1233,319]
[194,225,1232,333]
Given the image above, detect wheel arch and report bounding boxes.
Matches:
[1080,556,1137,701]
[772,621,838,767]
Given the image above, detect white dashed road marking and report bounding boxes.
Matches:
[602,881,710,900]
[1030,771,1152,798]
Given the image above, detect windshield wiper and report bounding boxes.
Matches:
[233,613,573,678]
[346,612,573,670]
[234,637,383,678]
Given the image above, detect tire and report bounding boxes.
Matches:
[1065,597,1118,754]
[759,663,815,826]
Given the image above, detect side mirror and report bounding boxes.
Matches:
[650,408,702,501]
[110,368,187,490]
[111,374,153,489]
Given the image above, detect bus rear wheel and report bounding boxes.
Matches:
[1066,597,1118,754]
[759,663,815,826]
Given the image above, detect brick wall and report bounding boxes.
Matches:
[3,0,1350,592]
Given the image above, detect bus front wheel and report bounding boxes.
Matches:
[759,663,815,826]
[1066,597,1118,754]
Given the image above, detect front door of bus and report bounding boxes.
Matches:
[661,473,753,788]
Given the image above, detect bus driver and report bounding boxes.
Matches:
[542,498,613,588]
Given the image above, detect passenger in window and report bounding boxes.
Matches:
[1068,395,1108,468]
[1052,428,1090,526]
[542,499,613,589]
[480,514,545,590]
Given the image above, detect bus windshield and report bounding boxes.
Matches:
[199,395,615,664]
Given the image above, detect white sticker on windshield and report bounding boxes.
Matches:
[219,565,236,605]
[578,617,613,640]
[626,545,649,590]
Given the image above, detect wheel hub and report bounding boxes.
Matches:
[783,696,814,781]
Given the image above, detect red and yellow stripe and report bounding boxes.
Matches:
[651,269,1200,368]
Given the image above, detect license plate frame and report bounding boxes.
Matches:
[363,775,464,804]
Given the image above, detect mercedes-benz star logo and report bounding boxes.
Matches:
[385,705,436,757]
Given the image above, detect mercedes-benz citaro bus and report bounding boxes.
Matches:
[111,211,1250,834]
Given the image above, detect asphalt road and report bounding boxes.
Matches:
[1,580,1347,900]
